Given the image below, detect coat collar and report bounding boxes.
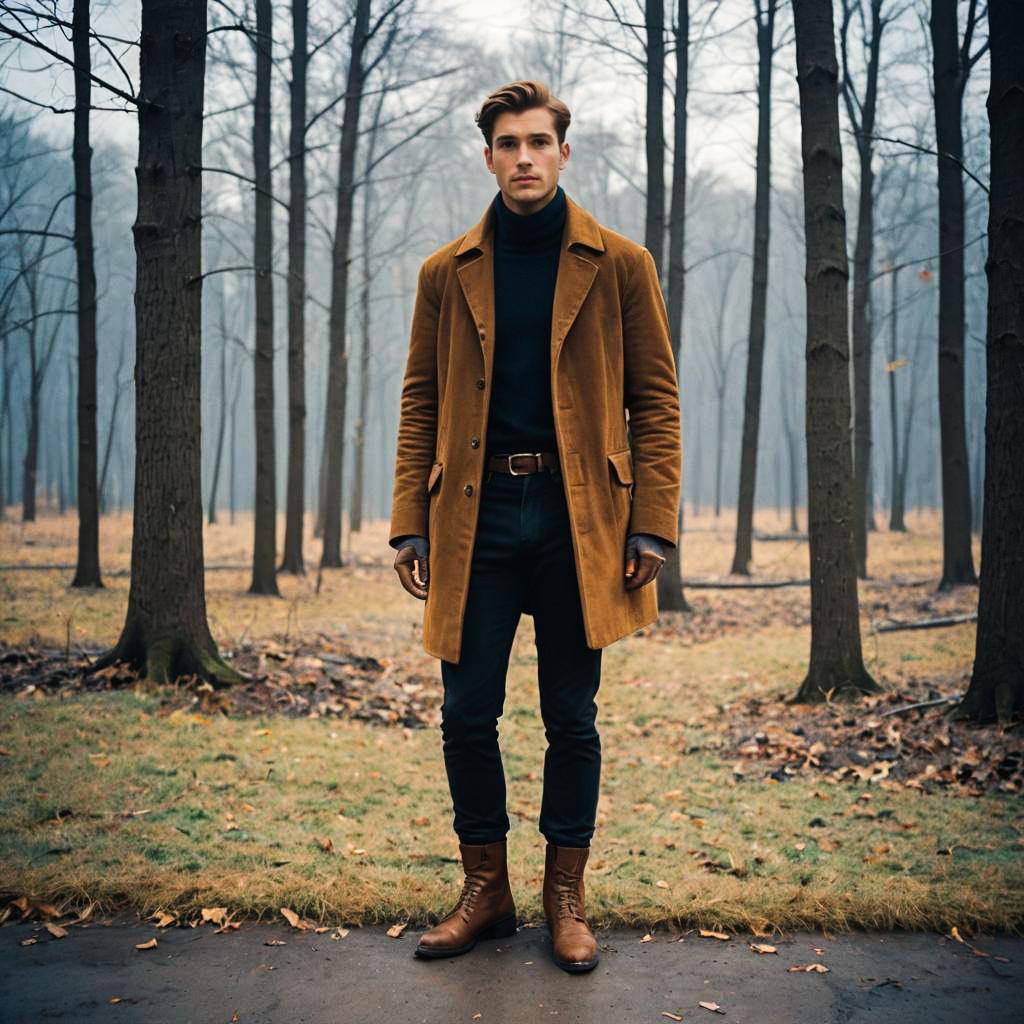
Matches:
[455,190,605,257]
[454,190,604,371]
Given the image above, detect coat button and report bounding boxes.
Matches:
[475,377,485,389]
[470,437,479,448]
[479,330,485,340]
[464,484,474,496]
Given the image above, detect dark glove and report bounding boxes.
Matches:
[393,534,430,600]
[624,532,666,591]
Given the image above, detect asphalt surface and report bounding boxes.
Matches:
[2,914,1020,1023]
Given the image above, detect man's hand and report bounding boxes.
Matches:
[624,533,666,590]
[393,535,430,599]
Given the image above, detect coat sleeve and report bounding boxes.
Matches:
[621,246,682,548]
[389,259,440,545]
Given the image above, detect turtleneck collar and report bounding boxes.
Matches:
[492,184,567,250]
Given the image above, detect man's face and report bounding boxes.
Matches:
[484,106,569,215]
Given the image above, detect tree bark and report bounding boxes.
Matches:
[731,0,776,575]
[320,0,370,567]
[281,0,308,574]
[842,0,885,579]
[70,0,102,587]
[790,0,880,702]
[886,262,906,531]
[249,0,280,596]
[930,0,978,588]
[208,292,229,524]
[954,0,1023,723]
[90,0,242,687]
[657,0,690,613]
[350,84,387,536]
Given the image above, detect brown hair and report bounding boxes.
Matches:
[475,80,571,149]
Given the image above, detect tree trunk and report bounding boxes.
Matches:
[790,0,880,702]
[731,0,776,575]
[779,362,800,532]
[886,261,905,530]
[350,85,387,536]
[70,0,102,587]
[845,0,884,579]
[320,0,370,567]
[657,0,690,613]
[208,295,229,525]
[281,0,308,574]
[930,0,977,588]
[98,344,124,516]
[954,0,1023,723]
[249,0,280,596]
[90,0,242,687]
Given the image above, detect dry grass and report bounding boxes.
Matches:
[2,505,1020,935]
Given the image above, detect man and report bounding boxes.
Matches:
[389,80,681,973]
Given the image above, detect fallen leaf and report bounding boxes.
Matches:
[386,921,408,938]
[699,1000,725,1013]
[152,912,176,928]
[661,1013,684,1021]
[950,926,966,944]
[750,943,776,954]
[315,836,335,853]
[19,937,37,946]
[280,907,305,930]
[200,907,227,926]
[640,933,653,942]
[656,880,670,889]
[699,929,730,940]
[109,998,122,1004]
[45,923,68,939]
[264,939,286,946]
[786,963,829,973]
[135,938,158,950]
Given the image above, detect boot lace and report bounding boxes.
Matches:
[555,870,586,923]
[449,877,484,923]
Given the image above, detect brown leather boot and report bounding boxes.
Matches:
[414,838,517,958]
[543,843,599,972]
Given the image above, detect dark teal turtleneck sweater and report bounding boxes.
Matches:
[486,184,567,456]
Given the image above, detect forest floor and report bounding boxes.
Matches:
[0,506,1021,942]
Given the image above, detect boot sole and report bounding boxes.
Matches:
[414,912,518,959]
[554,953,600,972]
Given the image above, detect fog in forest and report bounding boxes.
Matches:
[0,0,990,538]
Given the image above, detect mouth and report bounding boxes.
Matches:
[513,177,538,183]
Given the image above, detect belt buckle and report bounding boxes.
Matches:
[507,452,540,476]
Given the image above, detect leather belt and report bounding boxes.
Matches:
[487,451,561,475]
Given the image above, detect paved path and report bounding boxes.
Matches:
[3,915,1020,1023]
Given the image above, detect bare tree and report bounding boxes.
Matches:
[731,0,779,575]
[91,0,243,686]
[840,0,892,579]
[281,0,309,574]
[657,0,691,612]
[69,0,101,587]
[249,0,280,596]
[929,0,986,588]
[790,0,880,702]
[954,0,1022,723]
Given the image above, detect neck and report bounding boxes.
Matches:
[492,184,566,250]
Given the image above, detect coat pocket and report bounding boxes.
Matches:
[607,449,633,486]
[426,461,443,494]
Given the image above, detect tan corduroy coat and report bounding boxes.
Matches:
[389,191,681,664]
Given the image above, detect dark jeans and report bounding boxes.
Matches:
[439,466,603,849]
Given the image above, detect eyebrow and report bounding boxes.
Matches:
[493,132,554,142]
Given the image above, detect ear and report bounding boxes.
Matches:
[484,146,494,173]
[559,141,570,169]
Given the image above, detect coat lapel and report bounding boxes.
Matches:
[455,190,606,368]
